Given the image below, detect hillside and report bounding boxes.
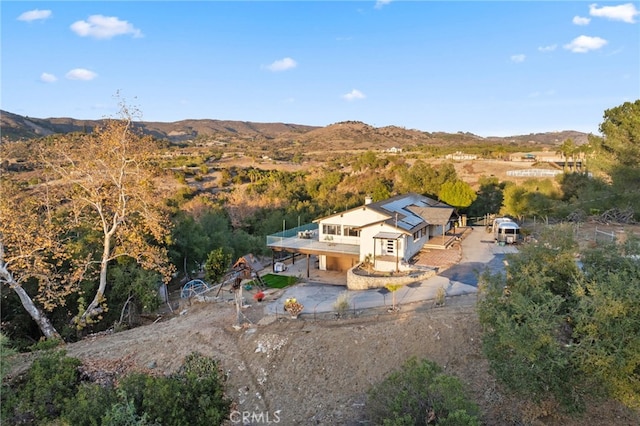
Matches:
[1,110,589,152]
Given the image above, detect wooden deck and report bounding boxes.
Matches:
[422,227,472,249]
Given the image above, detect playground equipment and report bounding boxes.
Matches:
[180,254,267,299]
[180,279,211,299]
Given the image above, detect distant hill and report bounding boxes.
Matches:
[0,110,317,142]
[0,110,590,151]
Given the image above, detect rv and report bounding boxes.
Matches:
[492,218,520,244]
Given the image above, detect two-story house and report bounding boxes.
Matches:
[267,193,457,275]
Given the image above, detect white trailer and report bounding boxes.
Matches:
[493,218,520,244]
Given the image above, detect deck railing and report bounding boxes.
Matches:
[266,223,318,246]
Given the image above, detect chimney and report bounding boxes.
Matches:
[364,196,372,205]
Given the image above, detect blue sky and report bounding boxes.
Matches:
[2,1,639,137]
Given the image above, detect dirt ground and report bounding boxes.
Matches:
[51,292,639,426]
[9,223,639,426]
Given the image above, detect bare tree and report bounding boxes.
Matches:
[40,98,175,328]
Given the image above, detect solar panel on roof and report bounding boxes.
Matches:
[380,200,407,212]
[400,215,422,226]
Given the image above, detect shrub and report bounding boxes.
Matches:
[476,226,594,413]
[62,382,118,426]
[3,351,230,426]
[435,286,446,307]
[333,291,351,317]
[1,350,81,424]
[367,357,479,425]
[0,332,17,381]
[119,352,231,425]
[101,388,153,426]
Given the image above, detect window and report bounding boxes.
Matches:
[344,226,360,237]
[386,239,395,254]
[323,224,341,236]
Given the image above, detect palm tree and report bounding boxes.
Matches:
[556,138,576,171]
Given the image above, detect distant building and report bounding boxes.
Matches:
[385,147,403,153]
[445,151,477,160]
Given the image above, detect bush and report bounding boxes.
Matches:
[476,226,605,413]
[118,352,230,425]
[367,357,479,425]
[1,350,81,425]
[333,291,351,317]
[2,351,230,426]
[62,383,118,426]
[101,389,153,426]
[0,332,17,381]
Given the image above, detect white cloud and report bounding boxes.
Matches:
[65,68,98,81]
[589,3,639,23]
[265,57,297,72]
[564,35,608,53]
[510,54,526,63]
[70,15,143,39]
[572,16,591,25]
[375,0,393,9]
[538,44,557,52]
[17,9,52,22]
[342,89,366,101]
[40,72,57,83]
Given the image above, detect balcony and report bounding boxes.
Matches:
[266,223,360,256]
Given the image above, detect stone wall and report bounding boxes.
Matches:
[346,266,436,290]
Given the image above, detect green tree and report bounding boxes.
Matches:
[439,180,477,210]
[397,161,458,197]
[367,357,479,425]
[204,248,232,284]
[108,260,162,327]
[169,212,211,278]
[590,100,640,214]
[556,138,577,171]
[501,184,529,220]
[385,283,404,312]
[572,235,640,409]
[594,100,640,170]
[467,176,504,218]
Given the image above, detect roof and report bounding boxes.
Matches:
[232,254,264,271]
[367,193,455,232]
[406,205,455,225]
[314,193,456,233]
[373,232,404,240]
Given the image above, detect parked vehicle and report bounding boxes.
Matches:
[492,217,520,244]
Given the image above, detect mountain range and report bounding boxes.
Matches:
[0,110,590,151]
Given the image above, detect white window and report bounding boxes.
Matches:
[344,226,360,237]
[323,224,341,235]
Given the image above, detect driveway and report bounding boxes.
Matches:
[263,226,518,316]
